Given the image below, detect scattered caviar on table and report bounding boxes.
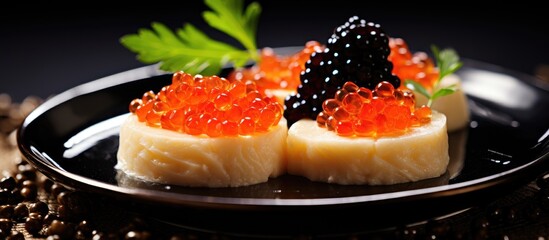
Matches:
[317,81,431,137]
[129,71,283,137]
[388,37,439,91]
[227,41,323,95]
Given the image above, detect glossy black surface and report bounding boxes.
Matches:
[17,55,549,236]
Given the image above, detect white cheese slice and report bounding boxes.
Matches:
[286,111,449,185]
[116,115,287,187]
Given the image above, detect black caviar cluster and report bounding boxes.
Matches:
[284,16,401,126]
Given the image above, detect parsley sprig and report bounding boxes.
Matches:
[404,45,463,107]
[120,0,261,76]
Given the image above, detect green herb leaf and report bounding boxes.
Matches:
[431,45,463,80]
[120,0,260,75]
[405,79,431,99]
[428,85,458,106]
[203,0,261,57]
[407,45,464,107]
[431,85,458,100]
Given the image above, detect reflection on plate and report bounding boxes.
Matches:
[17,50,549,236]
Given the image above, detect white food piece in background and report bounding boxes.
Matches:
[116,115,287,187]
[286,111,449,185]
[447,128,468,179]
[414,74,470,132]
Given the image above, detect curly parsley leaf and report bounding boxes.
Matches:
[120,0,260,75]
[404,45,463,107]
[203,0,261,56]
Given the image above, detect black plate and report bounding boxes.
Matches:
[17,50,549,237]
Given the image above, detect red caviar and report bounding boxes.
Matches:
[227,41,324,95]
[129,71,283,137]
[388,38,439,91]
[316,81,431,137]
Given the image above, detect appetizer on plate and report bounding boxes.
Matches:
[283,17,449,185]
[116,72,287,187]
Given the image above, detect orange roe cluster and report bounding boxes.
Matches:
[388,38,439,91]
[227,41,324,93]
[316,81,432,137]
[129,71,284,137]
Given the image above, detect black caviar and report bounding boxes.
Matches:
[284,16,400,127]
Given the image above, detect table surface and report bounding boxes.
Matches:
[1,2,549,239]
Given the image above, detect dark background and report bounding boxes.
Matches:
[2,2,548,102]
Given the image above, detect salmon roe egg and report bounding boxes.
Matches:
[129,72,283,137]
[316,81,432,137]
[227,41,324,94]
[388,38,439,91]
